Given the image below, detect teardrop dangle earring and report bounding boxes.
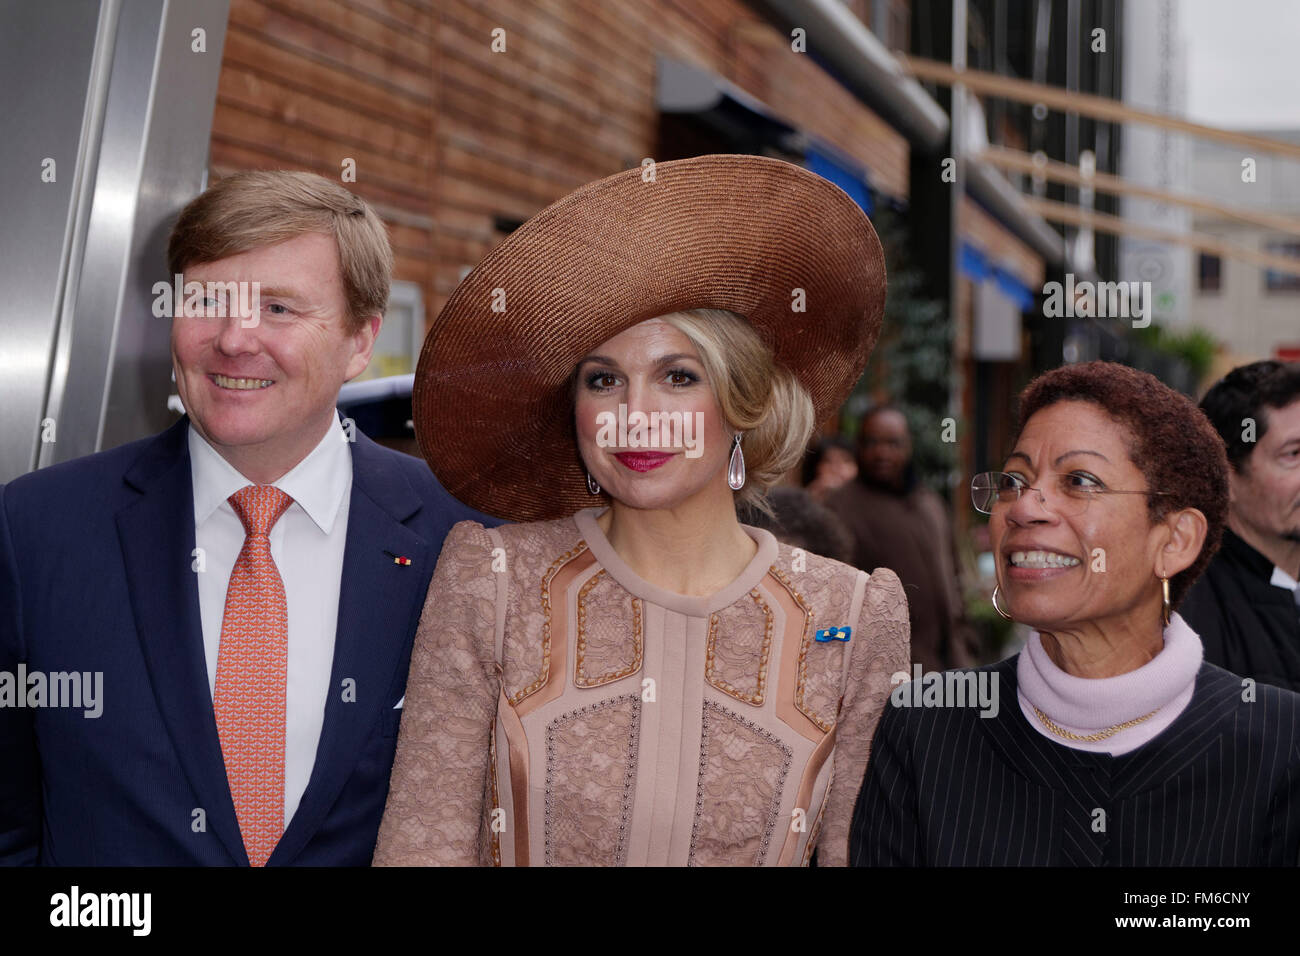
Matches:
[586,472,602,495]
[727,432,746,491]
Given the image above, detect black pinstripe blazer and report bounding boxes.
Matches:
[850,657,1300,866]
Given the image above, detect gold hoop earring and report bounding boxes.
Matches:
[991,584,1013,621]
[1161,576,1171,627]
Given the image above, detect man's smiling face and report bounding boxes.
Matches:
[170,231,378,478]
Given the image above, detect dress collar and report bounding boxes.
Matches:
[571,507,779,617]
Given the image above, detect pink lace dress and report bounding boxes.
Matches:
[372,507,910,866]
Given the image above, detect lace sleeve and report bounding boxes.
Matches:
[816,566,911,866]
[372,520,501,866]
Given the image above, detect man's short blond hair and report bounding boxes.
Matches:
[166,170,393,333]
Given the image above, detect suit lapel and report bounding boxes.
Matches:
[1110,664,1237,796]
[983,658,1238,799]
[268,431,432,864]
[116,418,248,865]
[977,658,1114,794]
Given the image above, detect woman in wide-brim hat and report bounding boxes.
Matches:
[372,154,910,867]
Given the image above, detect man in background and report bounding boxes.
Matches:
[826,406,977,673]
[1181,360,1300,692]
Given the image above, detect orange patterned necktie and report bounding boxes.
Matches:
[214,484,294,867]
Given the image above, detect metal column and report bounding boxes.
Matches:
[0,0,228,482]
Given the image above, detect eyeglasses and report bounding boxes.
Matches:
[971,470,1172,516]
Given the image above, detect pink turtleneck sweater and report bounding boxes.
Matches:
[1016,612,1204,756]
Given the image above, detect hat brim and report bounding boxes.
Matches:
[414,154,885,522]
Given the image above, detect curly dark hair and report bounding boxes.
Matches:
[1198,360,1300,472]
[738,486,854,563]
[1015,361,1228,610]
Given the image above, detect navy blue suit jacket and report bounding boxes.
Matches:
[0,416,497,865]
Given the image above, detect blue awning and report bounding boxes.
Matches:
[959,241,993,281]
[993,267,1035,311]
[805,146,873,216]
[959,241,1035,311]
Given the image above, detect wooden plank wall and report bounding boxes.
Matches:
[213,0,440,304]
[210,0,909,324]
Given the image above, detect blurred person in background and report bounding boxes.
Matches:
[740,485,854,563]
[1182,360,1300,692]
[852,361,1300,866]
[826,405,978,672]
[802,435,858,502]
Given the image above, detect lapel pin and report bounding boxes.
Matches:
[815,626,852,643]
[383,550,412,566]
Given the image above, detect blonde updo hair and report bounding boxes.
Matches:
[661,308,816,515]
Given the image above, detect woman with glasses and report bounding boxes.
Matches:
[850,360,1300,866]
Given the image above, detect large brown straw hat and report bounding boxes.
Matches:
[414,153,886,522]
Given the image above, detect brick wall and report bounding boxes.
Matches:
[211,0,909,324]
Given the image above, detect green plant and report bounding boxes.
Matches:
[1130,324,1218,382]
[844,208,956,492]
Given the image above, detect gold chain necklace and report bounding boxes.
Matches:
[1031,704,1159,742]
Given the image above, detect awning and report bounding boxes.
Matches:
[805,146,873,216]
[656,57,801,156]
[658,58,883,212]
[958,241,1036,311]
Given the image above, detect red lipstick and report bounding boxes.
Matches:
[614,452,672,472]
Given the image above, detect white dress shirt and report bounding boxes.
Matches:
[189,418,352,830]
[1270,564,1300,612]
